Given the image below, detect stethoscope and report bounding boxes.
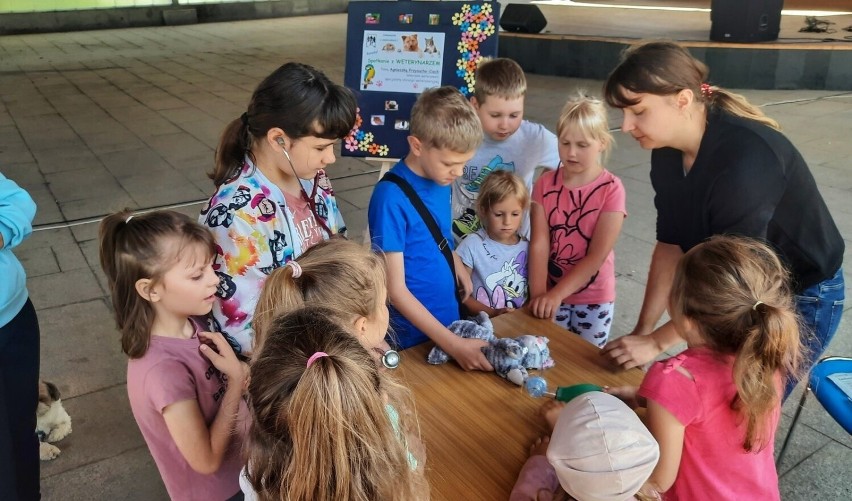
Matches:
[375,347,401,370]
[278,138,335,237]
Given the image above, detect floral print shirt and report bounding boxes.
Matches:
[199,157,346,354]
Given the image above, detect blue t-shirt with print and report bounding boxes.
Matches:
[368,160,459,348]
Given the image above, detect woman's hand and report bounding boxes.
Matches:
[601,334,661,370]
[529,291,562,320]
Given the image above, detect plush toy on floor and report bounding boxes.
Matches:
[427,312,554,385]
[36,380,72,460]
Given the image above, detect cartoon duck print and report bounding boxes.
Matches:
[363,64,376,89]
[477,252,528,309]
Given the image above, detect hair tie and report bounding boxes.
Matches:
[286,260,302,278]
[752,300,764,311]
[306,352,329,368]
[125,215,134,224]
[700,83,713,99]
[240,112,250,128]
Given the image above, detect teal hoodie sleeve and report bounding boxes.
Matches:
[0,173,37,250]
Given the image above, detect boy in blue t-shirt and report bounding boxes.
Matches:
[368,86,493,372]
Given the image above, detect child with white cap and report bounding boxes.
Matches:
[510,390,660,501]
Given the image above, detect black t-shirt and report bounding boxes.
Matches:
[652,109,844,291]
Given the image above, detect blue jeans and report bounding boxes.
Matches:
[788,268,845,397]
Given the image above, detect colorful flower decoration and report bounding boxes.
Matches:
[343,107,389,157]
[453,3,497,96]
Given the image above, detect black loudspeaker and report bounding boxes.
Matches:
[500,4,547,34]
[710,0,784,42]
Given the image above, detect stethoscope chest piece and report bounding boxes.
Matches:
[382,349,401,370]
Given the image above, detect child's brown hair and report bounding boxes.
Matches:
[410,85,482,153]
[253,238,387,353]
[670,235,803,451]
[245,306,427,501]
[98,210,216,358]
[473,57,527,103]
[475,170,529,224]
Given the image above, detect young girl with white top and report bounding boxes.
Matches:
[99,210,249,500]
[456,169,530,317]
[529,94,627,347]
[200,62,357,355]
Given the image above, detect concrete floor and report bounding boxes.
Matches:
[0,12,849,501]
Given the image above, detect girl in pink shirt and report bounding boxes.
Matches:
[529,94,627,346]
[99,210,250,500]
[609,235,803,500]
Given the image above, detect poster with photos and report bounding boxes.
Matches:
[360,30,445,93]
[344,1,500,159]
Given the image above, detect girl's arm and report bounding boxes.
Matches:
[162,332,247,475]
[527,201,550,301]
[643,398,685,493]
[530,211,624,319]
[0,174,37,250]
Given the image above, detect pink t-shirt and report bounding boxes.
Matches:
[282,190,324,249]
[638,348,781,501]
[531,168,626,304]
[126,320,250,500]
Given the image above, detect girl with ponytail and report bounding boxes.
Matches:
[242,306,427,501]
[98,210,249,500]
[200,62,357,355]
[608,235,802,500]
[600,42,844,393]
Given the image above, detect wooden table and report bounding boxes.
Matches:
[396,309,645,500]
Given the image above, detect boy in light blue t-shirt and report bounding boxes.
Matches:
[452,58,560,242]
[368,86,493,372]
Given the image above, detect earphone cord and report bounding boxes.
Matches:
[282,148,334,237]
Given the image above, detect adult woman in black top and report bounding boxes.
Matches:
[599,42,845,387]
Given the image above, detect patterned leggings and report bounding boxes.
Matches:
[553,302,614,348]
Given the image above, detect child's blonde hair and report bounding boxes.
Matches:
[253,238,387,353]
[410,85,483,153]
[473,57,527,103]
[246,306,428,501]
[556,93,614,163]
[670,235,803,452]
[98,210,216,358]
[475,170,530,223]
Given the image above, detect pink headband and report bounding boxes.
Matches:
[306,352,328,368]
[286,260,302,278]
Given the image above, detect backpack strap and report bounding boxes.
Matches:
[380,172,462,309]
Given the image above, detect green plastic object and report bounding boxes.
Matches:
[554,383,603,403]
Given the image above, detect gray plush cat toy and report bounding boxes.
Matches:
[427,312,554,385]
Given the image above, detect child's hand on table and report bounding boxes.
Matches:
[540,400,565,432]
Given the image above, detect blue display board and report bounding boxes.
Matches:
[343,1,500,159]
